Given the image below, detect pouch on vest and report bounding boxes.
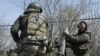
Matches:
[20,36,48,55]
[27,13,47,35]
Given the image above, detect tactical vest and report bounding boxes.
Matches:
[25,13,47,36]
[15,13,48,55]
[19,13,47,37]
[73,32,92,54]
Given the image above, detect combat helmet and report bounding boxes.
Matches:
[27,2,42,13]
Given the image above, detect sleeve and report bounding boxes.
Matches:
[10,16,21,43]
[65,33,90,44]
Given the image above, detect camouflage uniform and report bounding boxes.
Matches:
[66,31,91,56]
[10,2,50,56]
[58,31,91,56]
[58,21,92,56]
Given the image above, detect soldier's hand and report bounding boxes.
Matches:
[46,41,54,53]
[64,27,69,34]
[14,43,22,53]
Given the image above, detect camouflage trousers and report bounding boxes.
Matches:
[73,52,89,56]
[18,50,46,56]
[17,36,48,56]
[73,50,89,56]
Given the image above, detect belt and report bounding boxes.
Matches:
[28,35,47,41]
[22,43,41,46]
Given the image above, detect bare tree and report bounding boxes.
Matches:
[0,15,9,56]
[11,0,100,56]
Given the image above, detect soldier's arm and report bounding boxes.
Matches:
[10,16,21,43]
[65,33,90,44]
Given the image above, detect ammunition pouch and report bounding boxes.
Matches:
[16,36,48,55]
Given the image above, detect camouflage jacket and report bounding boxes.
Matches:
[58,31,92,55]
[68,32,91,48]
[10,11,48,43]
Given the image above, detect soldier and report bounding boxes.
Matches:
[58,21,92,56]
[10,2,53,56]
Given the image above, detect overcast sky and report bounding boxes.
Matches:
[0,0,100,25]
[0,0,100,50]
[0,0,22,25]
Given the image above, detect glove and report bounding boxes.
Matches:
[46,41,54,53]
[64,27,69,34]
